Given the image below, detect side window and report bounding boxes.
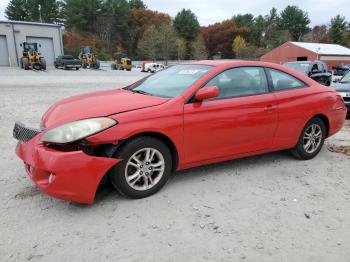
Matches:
[268,69,305,91]
[205,67,269,99]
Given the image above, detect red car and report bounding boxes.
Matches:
[14,61,347,204]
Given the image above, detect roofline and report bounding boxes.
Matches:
[0,20,62,28]
[288,41,350,56]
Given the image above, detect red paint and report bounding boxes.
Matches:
[194,86,219,101]
[15,60,347,204]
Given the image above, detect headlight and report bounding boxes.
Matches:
[40,117,117,144]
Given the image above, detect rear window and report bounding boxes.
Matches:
[283,62,310,74]
[268,69,306,91]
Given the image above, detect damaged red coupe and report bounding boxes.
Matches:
[14,61,347,204]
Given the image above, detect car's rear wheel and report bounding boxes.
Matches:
[291,118,326,160]
[109,136,172,198]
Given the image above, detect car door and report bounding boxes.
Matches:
[183,66,278,164]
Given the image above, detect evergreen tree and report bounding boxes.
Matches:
[278,5,310,41]
[329,15,350,45]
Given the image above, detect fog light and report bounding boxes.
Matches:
[48,173,56,184]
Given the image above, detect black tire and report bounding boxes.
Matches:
[22,57,29,70]
[76,67,79,70]
[109,136,172,199]
[20,58,24,69]
[40,58,46,70]
[291,117,326,160]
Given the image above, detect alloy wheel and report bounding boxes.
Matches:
[125,148,165,191]
[303,124,322,154]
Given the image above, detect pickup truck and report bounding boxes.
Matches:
[54,55,81,70]
[283,61,332,86]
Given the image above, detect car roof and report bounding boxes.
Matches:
[186,60,292,68]
[184,60,316,86]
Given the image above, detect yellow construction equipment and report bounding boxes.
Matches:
[111,53,132,71]
[20,42,46,70]
[79,47,100,69]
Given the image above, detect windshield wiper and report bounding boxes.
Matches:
[131,90,153,96]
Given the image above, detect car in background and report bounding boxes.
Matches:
[13,61,346,204]
[54,55,82,70]
[332,70,350,115]
[141,62,166,73]
[283,61,332,86]
[333,65,350,76]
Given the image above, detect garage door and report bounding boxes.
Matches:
[26,37,55,66]
[0,35,9,66]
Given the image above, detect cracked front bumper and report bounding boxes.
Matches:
[15,135,120,204]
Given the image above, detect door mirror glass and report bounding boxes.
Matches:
[195,86,219,101]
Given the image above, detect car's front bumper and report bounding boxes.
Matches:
[15,134,120,204]
[65,64,81,68]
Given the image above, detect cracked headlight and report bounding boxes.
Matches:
[40,117,117,144]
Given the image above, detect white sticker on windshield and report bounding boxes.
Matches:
[178,70,200,75]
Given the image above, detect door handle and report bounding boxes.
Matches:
[264,105,276,112]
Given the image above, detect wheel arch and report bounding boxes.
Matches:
[311,113,330,137]
[117,131,179,172]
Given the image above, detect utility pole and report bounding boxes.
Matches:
[38,4,42,23]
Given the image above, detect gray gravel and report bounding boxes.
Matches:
[0,67,350,262]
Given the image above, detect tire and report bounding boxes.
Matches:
[95,60,100,69]
[40,58,46,70]
[22,57,29,70]
[20,58,24,69]
[290,117,326,160]
[76,67,79,70]
[109,136,172,199]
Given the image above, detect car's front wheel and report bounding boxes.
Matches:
[291,117,326,160]
[109,136,172,198]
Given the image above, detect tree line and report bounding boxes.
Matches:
[5,0,350,61]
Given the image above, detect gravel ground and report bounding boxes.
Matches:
[0,67,349,262]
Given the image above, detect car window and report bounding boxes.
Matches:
[317,62,325,72]
[268,69,305,91]
[204,67,269,99]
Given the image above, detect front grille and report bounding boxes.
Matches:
[13,122,41,143]
[344,97,350,102]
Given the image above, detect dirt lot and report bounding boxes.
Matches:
[0,67,350,262]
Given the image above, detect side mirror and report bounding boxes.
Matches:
[20,43,22,47]
[39,44,41,48]
[195,86,219,101]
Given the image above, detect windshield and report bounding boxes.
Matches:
[128,65,213,98]
[340,71,350,83]
[24,43,37,52]
[284,62,310,74]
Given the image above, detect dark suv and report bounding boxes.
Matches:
[283,61,332,86]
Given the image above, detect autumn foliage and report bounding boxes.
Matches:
[201,19,249,58]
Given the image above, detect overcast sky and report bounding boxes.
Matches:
[0,0,349,26]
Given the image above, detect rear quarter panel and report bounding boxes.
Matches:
[272,85,346,149]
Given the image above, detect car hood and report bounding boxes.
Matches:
[331,82,350,92]
[41,89,169,128]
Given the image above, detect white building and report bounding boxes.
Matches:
[0,20,63,67]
